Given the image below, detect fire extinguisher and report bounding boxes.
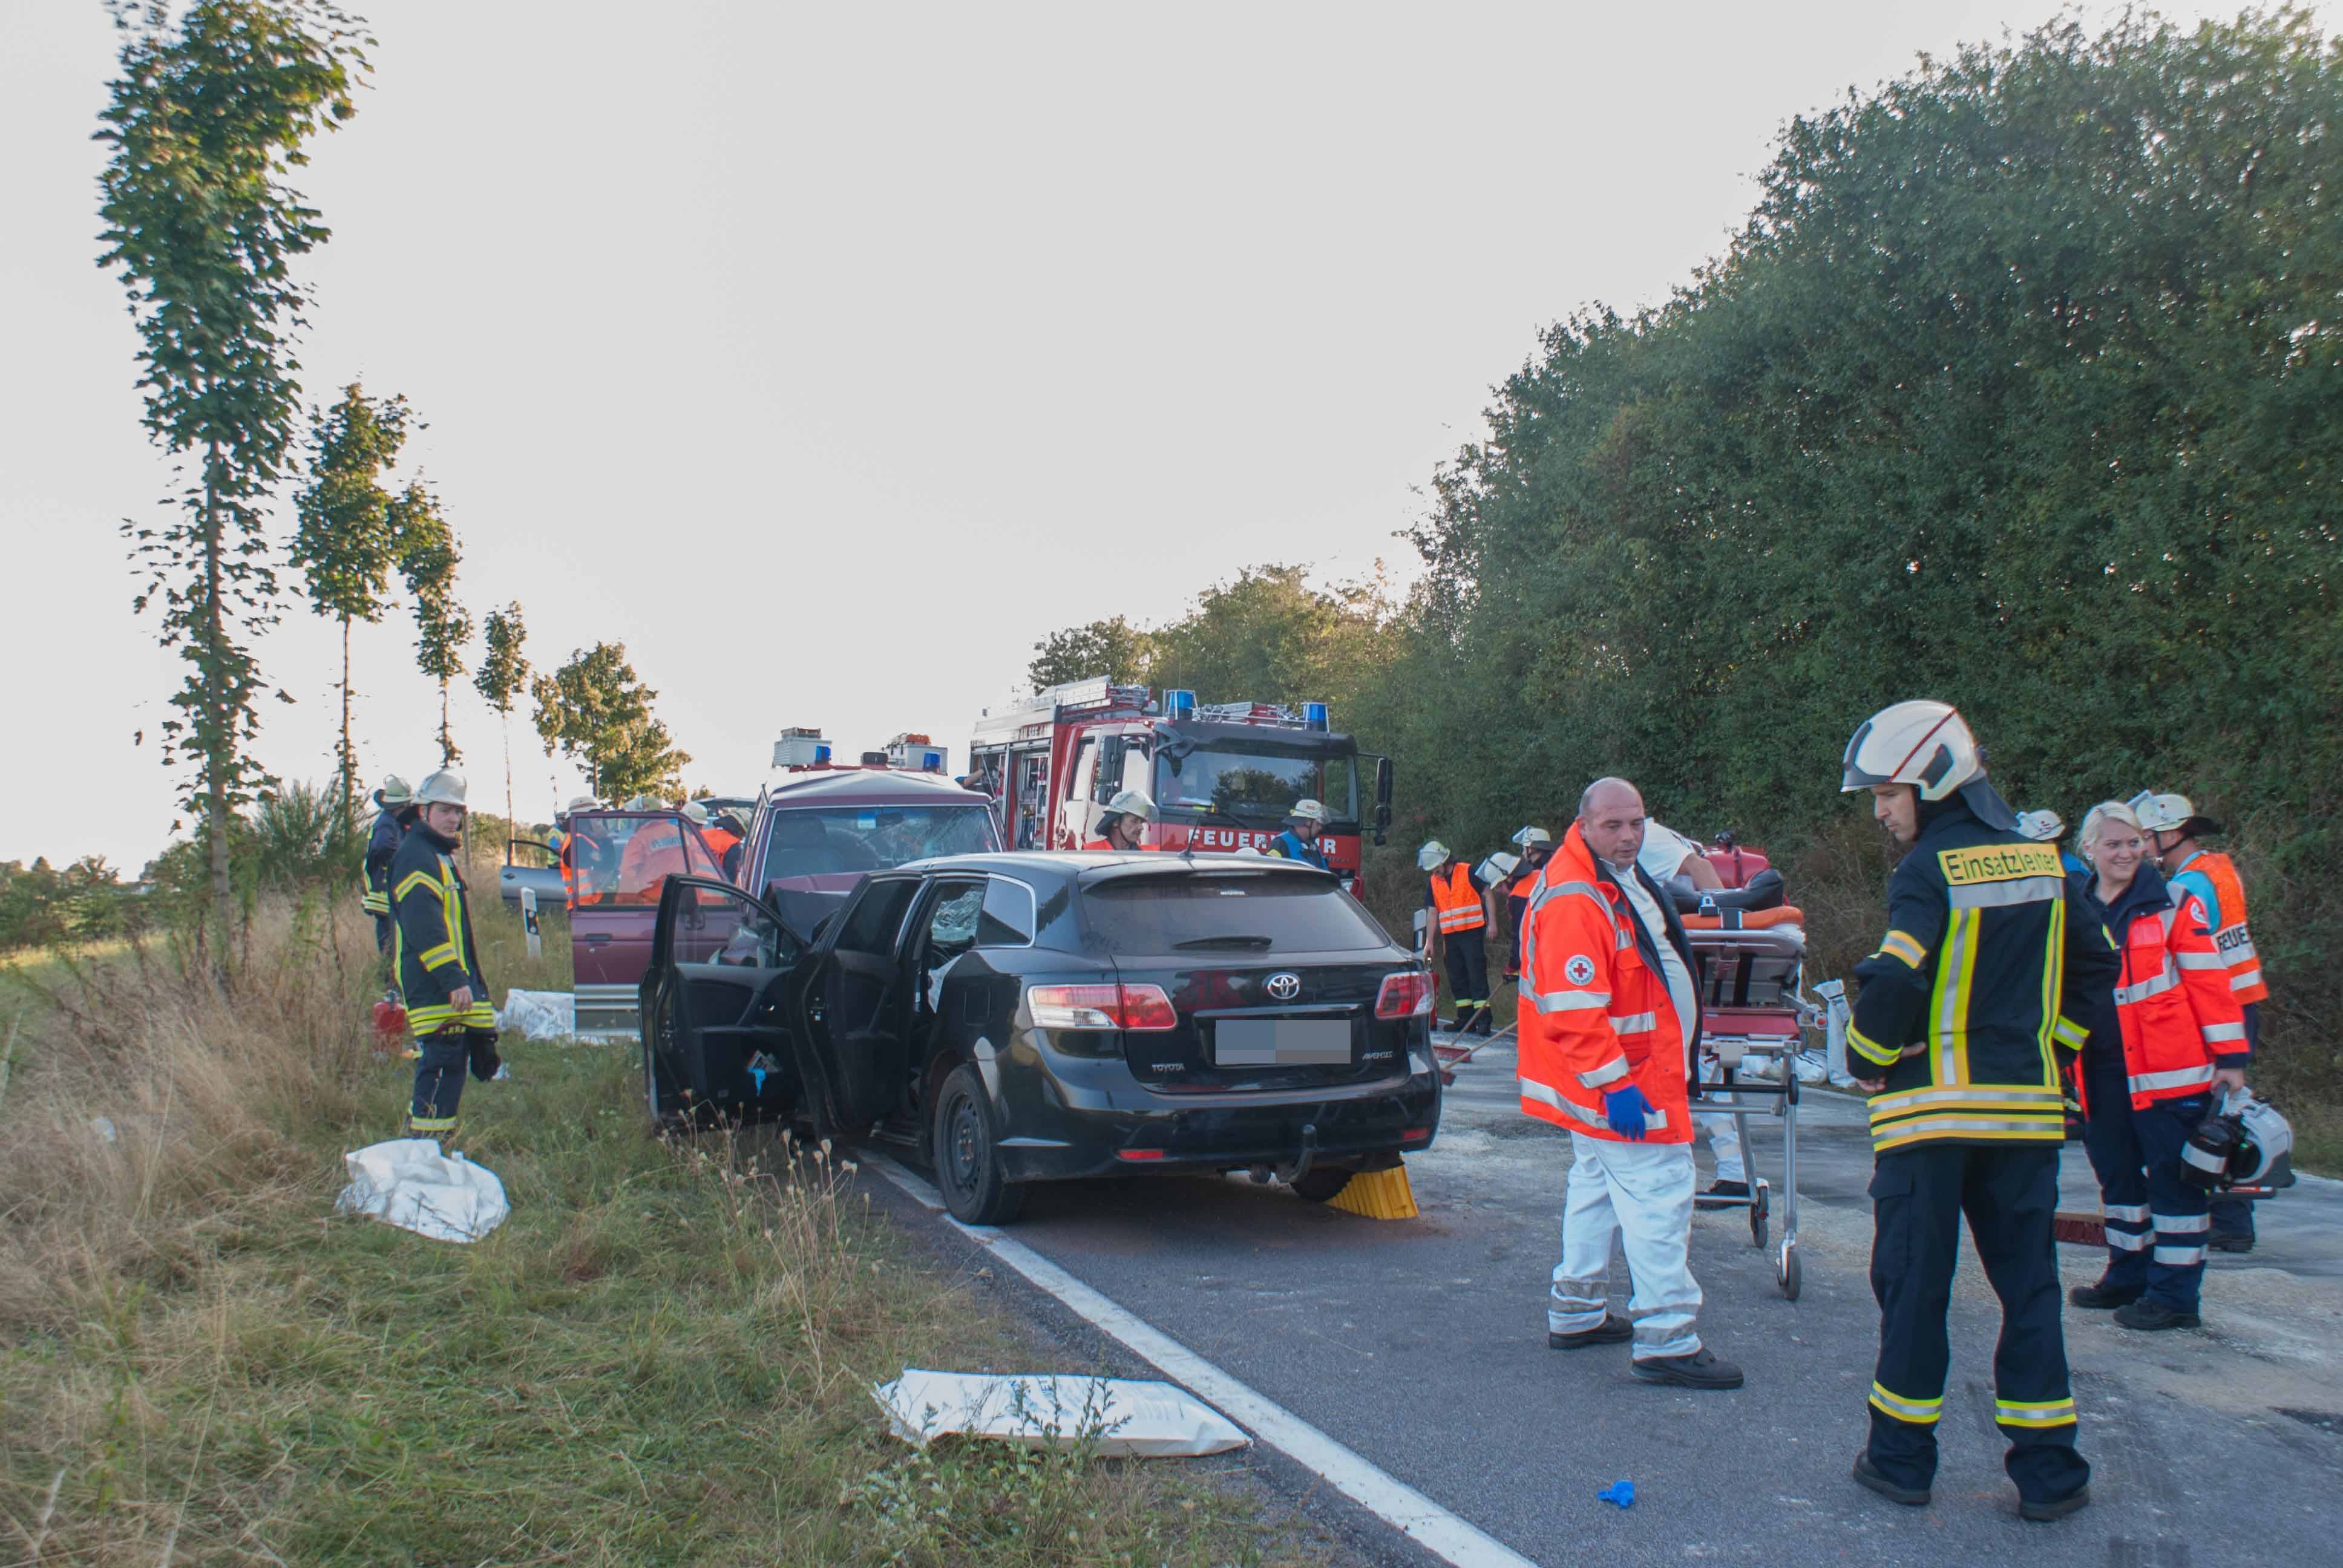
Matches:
[372,992,408,1050]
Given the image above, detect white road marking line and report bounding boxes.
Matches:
[860,1151,1541,1568]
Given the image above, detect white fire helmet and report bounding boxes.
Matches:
[1511,825,1552,849]
[2126,791,2196,834]
[375,774,414,808]
[1478,851,1522,884]
[414,770,468,809]
[1103,789,1156,822]
[565,795,600,814]
[1840,700,1982,802]
[680,800,710,826]
[2014,809,2065,843]
[1417,840,1450,872]
[1289,798,1329,824]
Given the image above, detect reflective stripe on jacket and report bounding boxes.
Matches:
[390,826,497,1038]
[1267,829,1328,869]
[361,808,405,915]
[1515,823,1696,1145]
[2176,850,2267,1005]
[1848,803,2118,1155]
[1428,863,1485,933]
[2092,881,2245,1111]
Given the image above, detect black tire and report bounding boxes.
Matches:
[1749,1181,1771,1250]
[1290,1167,1354,1203]
[1780,1243,1803,1301]
[934,1064,1024,1226]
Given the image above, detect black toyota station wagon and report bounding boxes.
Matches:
[639,851,1441,1224]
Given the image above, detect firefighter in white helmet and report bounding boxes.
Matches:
[1839,701,2116,1520]
[1420,840,1493,1034]
[1093,789,1155,852]
[1267,799,1331,868]
[389,771,503,1135]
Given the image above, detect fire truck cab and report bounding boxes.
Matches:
[967,678,1393,895]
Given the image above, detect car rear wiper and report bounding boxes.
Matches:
[1172,935,1276,950]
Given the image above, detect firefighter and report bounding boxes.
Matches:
[1518,777,1743,1390]
[1093,789,1155,851]
[2132,791,2266,1253]
[1839,701,2115,1521]
[2067,800,2246,1330]
[2017,808,2091,882]
[362,775,416,964]
[391,771,503,1137]
[1502,826,1553,979]
[556,796,600,908]
[1266,799,1331,867]
[1420,841,1493,1035]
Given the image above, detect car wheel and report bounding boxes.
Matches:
[1290,1167,1354,1203]
[933,1063,1024,1226]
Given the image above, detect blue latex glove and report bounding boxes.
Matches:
[1603,1085,1656,1141]
[1598,1479,1635,1509]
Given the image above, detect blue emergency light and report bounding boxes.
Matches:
[1304,702,1330,731]
[1167,689,1196,717]
[814,743,832,764]
[923,750,943,771]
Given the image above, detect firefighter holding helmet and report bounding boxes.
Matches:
[390,771,503,1136]
[1839,701,2117,1521]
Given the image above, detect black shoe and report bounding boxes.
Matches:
[1694,1180,1751,1210]
[1850,1452,1929,1507]
[2113,1299,2201,1331]
[2019,1485,2091,1522]
[1548,1315,1633,1350]
[1631,1347,1743,1390]
[2208,1231,2254,1254]
[2067,1281,2142,1310]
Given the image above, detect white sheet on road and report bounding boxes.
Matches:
[497,988,575,1040]
[335,1138,510,1242]
[873,1368,1250,1457]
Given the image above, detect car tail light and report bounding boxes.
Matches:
[1114,1148,1165,1161]
[1026,982,1179,1031]
[1375,972,1435,1019]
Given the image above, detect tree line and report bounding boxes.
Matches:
[93,1,688,961]
[1031,9,2342,1104]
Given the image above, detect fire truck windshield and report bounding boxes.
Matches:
[1153,744,1360,826]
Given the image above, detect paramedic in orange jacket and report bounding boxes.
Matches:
[1518,777,1743,1391]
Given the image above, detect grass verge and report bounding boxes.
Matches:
[1,895,1311,1566]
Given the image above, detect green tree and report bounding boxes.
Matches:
[473,602,530,839]
[289,382,413,819]
[95,0,369,957]
[531,642,690,802]
[1028,615,1156,691]
[391,481,472,765]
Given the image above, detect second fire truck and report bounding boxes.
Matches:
[966,678,1393,895]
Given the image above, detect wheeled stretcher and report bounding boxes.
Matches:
[1674,850,1841,1301]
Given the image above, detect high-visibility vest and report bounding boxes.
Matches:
[2085,892,2246,1111]
[2184,851,2268,1005]
[1514,824,1694,1144]
[1428,863,1485,933]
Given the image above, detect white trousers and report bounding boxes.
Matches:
[1549,1134,1702,1361]
[1695,1055,1745,1184]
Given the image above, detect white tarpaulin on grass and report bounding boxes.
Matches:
[498,988,575,1040]
[873,1369,1250,1457]
[335,1138,510,1242]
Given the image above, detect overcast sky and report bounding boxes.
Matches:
[4,1,2317,872]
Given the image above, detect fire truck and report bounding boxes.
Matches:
[966,677,1394,893]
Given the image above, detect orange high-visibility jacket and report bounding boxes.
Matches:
[2099,891,2247,1111]
[2183,851,2269,1005]
[1515,823,1697,1143]
[1428,863,1486,933]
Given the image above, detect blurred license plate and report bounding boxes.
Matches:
[1214,1019,1351,1067]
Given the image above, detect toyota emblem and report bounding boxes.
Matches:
[1265,972,1302,1001]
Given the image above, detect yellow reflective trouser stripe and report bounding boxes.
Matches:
[408,1114,458,1132]
[1996,1397,2077,1429]
[1878,930,1927,968]
[1872,1118,2065,1153]
[1870,1383,1942,1423]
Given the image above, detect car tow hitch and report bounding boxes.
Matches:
[1272,1122,1319,1187]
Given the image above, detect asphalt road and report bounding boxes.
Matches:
[859,1038,2343,1567]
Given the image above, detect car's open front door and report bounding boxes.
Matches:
[643,875,813,1129]
[793,875,925,1138]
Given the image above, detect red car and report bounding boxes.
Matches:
[567,807,732,1037]
[735,766,1003,940]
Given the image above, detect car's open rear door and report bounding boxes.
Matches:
[644,875,819,1128]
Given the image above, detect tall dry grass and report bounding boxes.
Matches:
[0,893,1305,1566]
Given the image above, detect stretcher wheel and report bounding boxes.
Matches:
[1749,1181,1771,1250]
[1778,1241,1801,1301]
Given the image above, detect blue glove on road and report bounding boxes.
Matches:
[1603,1085,1657,1141]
